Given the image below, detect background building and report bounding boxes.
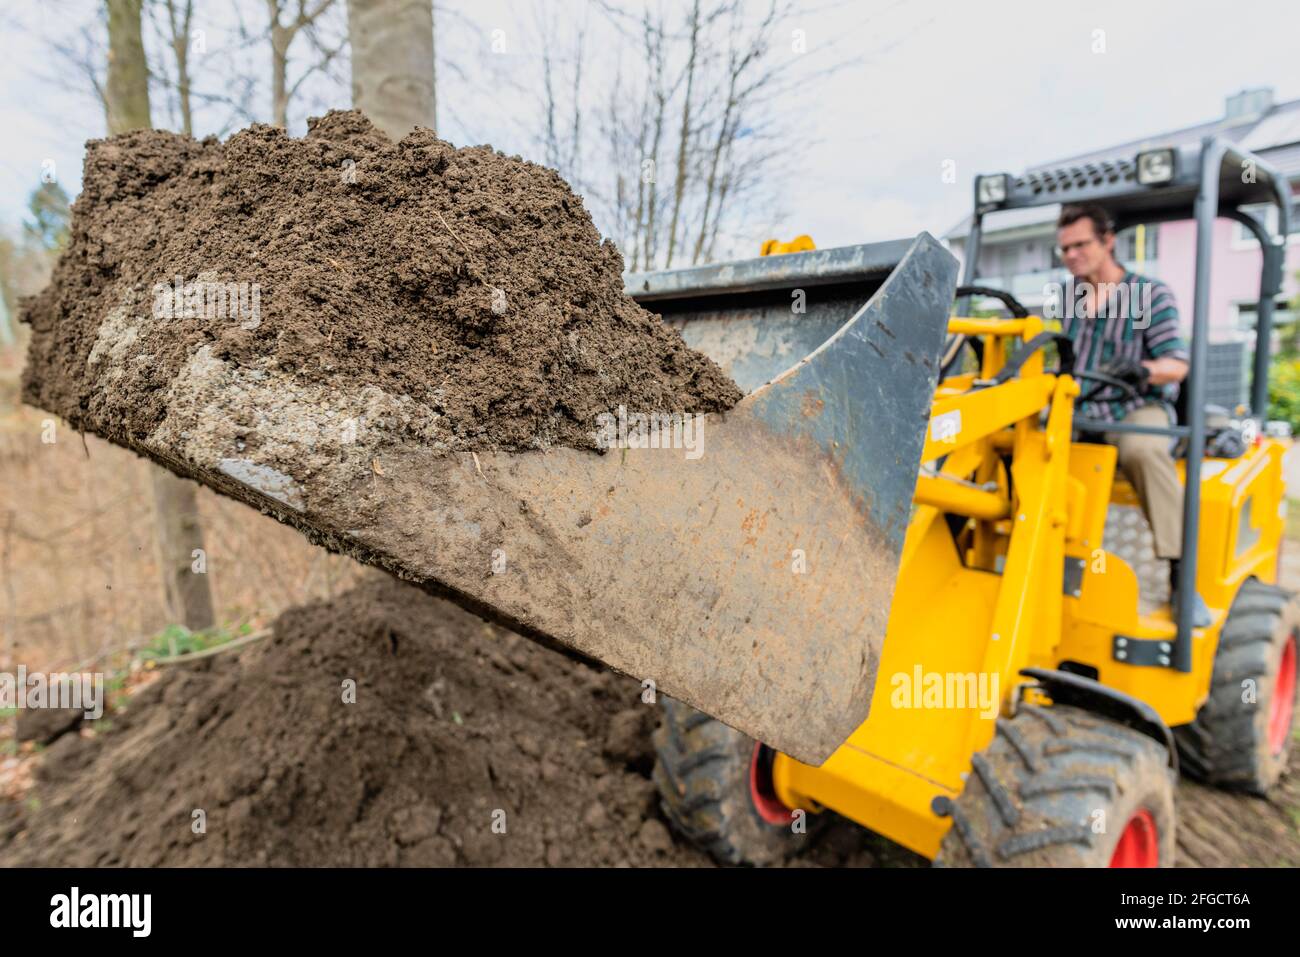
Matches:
[947,88,1300,408]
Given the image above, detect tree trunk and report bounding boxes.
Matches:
[665,0,701,269]
[105,0,151,137]
[105,0,215,631]
[175,37,193,136]
[0,293,15,347]
[643,19,669,270]
[347,0,436,139]
[150,466,215,631]
[164,0,195,135]
[271,22,290,127]
[694,100,735,265]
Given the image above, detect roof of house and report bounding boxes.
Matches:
[946,93,1300,241]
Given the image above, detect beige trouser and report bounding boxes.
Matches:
[1104,403,1183,559]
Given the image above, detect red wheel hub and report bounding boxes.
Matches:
[749,743,796,826]
[1109,808,1160,868]
[1268,631,1298,757]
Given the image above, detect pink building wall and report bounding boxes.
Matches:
[1156,218,1300,340]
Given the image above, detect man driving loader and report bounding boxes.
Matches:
[1055,203,1210,625]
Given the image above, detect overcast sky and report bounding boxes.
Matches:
[2,0,1297,255]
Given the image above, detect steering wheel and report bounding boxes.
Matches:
[941,286,1032,379]
[1072,369,1141,405]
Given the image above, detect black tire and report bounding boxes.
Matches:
[1174,578,1298,794]
[934,704,1176,867]
[652,697,824,866]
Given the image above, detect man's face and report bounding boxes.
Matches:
[1057,218,1114,278]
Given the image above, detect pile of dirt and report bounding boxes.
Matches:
[2,574,1293,867]
[20,110,741,455]
[0,575,707,866]
[0,575,917,868]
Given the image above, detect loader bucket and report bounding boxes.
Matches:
[349,231,957,765]
[50,231,956,766]
[613,232,960,761]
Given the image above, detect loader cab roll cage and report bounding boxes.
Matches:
[961,136,1295,669]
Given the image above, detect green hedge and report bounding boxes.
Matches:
[1268,354,1300,432]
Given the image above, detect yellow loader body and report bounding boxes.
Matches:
[771,314,1288,858]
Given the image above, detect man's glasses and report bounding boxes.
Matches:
[1057,237,1100,257]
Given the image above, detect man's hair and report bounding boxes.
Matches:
[1057,203,1114,238]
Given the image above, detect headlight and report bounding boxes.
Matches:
[976,174,1008,206]
[1136,148,1176,185]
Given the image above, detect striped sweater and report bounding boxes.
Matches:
[1059,271,1190,423]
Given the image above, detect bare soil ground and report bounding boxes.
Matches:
[0,574,921,867]
[1177,776,1300,867]
[0,566,1295,867]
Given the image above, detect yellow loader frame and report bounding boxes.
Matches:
[641,137,1296,866]
[771,312,1288,858]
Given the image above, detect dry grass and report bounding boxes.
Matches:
[0,334,364,674]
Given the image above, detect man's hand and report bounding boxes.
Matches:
[1143,356,1189,386]
[1101,357,1151,391]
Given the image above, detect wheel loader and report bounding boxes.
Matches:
[631,136,1299,867]
[41,122,1295,867]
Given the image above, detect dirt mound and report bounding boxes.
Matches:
[2,573,1292,867]
[0,576,709,866]
[19,110,740,453]
[0,576,920,868]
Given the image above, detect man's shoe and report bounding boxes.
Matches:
[1171,590,1212,628]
